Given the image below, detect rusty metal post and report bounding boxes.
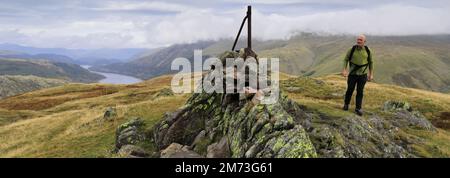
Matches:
[247,5,251,50]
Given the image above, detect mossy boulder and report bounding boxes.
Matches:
[103,107,118,121]
[117,145,149,158]
[160,143,203,158]
[383,100,435,131]
[115,117,146,152]
[383,100,412,112]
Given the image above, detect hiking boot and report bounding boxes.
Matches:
[343,104,349,111]
[355,109,363,116]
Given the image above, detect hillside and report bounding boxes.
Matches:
[278,35,450,92]
[0,71,449,157]
[0,58,104,83]
[93,34,450,93]
[90,41,215,79]
[0,75,67,99]
[0,74,187,157]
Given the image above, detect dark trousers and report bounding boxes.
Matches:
[344,74,367,110]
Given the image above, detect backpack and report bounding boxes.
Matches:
[348,45,371,75]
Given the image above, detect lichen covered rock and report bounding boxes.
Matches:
[160,143,203,158]
[206,137,230,158]
[383,100,412,112]
[382,101,435,131]
[103,107,118,121]
[153,90,317,158]
[115,117,146,152]
[117,145,149,158]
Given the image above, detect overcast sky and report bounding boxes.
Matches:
[0,0,449,49]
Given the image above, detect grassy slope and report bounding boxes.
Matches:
[0,75,189,157]
[0,75,67,99]
[0,73,449,157]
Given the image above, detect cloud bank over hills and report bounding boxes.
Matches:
[0,0,449,49]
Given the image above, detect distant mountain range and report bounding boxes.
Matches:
[0,43,149,65]
[0,47,116,99]
[0,50,77,64]
[90,41,215,79]
[92,34,450,93]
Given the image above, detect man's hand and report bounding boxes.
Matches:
[342,69,348,77]
[368,73,374,81]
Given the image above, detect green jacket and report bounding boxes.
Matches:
[343,46,374,75]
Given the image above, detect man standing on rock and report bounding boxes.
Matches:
[342,34,374,116]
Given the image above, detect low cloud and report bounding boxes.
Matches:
[143,3,450,46]
[0,1,449,49]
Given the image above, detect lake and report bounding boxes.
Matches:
[81,65,142,84]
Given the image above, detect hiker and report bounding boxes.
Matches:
[342,34,374,116]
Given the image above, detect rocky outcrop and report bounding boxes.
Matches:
[153,90,317,158]
[383,101,436,131]
[153,50,317,158]
[117,145,149,158]
[103,107,118,121]
[160,143,203,158]
[115,117,147,157]
[206,137,230,158]
[151,50,438,158]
